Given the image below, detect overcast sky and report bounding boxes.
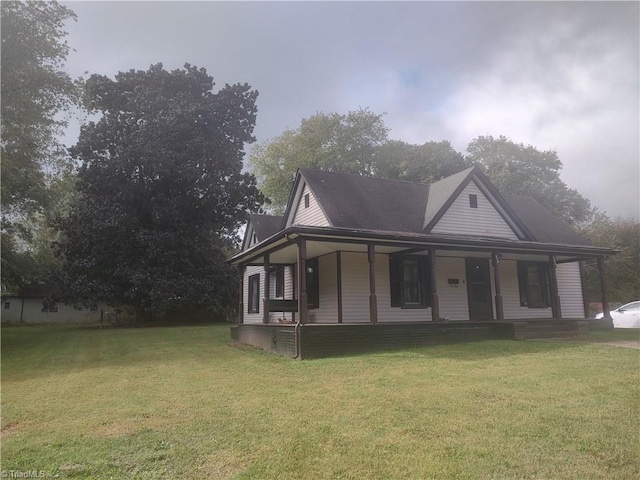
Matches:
[61,1,639,219]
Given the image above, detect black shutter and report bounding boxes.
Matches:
[542,264,551,307]
[420,256,431,307]
[389,256,402,307]
[517,261,528,306]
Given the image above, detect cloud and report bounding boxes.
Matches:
[384,2,639,218]
[60,1,639,218]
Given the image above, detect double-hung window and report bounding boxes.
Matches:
[274,266,284,298]
[389,255,431,308]
[517,261,550,308]
[248,274,260,313]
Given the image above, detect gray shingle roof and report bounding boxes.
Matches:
[249,168,590,247]
[249,214,283,242]
[299,168,429,232]
[503,195,590,245]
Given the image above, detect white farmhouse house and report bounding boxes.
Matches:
[229,167,615,358]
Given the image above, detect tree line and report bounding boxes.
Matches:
[250,108,593,226]
[1,1,636,321]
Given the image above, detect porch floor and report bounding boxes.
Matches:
[231,318,603,359]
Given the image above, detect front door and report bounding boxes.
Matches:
[466,258,493,320]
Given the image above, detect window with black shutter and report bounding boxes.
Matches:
[275,267,284,298]
[517,261,550,308]
[389,255,431,308]
[248,274,260,313]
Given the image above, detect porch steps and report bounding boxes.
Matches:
[512,320,589,340]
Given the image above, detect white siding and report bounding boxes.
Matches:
[339,253,480,323]
[1,298,107,324]
[340,252,371,323]
[1,298,22,323]
[436,256,471,321]
[500,260,551,319]
[243,265,263,324]
[309,254,339,323]
[292,184,330,227]
[243,253,583,324]
[557,262,586,318]
[431,181,518,239]
[243,265,295,324]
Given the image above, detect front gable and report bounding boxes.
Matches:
[283,171,331,228]
[430,180,520,239]
[423,167,530,240]
[242,214,284,251]
[241,222,258,251]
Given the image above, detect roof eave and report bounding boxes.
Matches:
[229,225,617,265]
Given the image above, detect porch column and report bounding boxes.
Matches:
[336,252,343,323]
[290,264,296,323]
[429,249,440,322]
[492,252,504,321]
[579,260,590,318]
[238,264,245,324]
[297,238,308,324]
[549,255,562,319]
[368,244,378,323]
[263,253,270,324]
[597,257,611,319]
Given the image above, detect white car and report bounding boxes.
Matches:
[595,301,640,328]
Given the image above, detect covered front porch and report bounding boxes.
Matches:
[231,226,614,358]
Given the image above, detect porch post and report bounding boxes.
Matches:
[597,256,611,319]
[290,264,296,323]
[297,238,308,324]
[238,264,245,324]
[549,255,562,319]
[578,260,590,318]
[263,254,271,324]
[368,244,378,324]
[492,252,504,322]
[429,249,440,322]
[336,252,343,323]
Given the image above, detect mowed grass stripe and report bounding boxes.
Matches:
[1,325,638,479]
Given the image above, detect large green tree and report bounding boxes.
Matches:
[375,140,470,184]
[466,135,592,225]
[579,214,640,306]
[249,108,389,213]
[1,0,79,290]
[54,64,264,319]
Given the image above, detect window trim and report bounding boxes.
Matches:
[469,194,478,208]
[304,193,310,209]
[272,266,285,299]
[248,274,260,314]
[517,261,551,308]
[390,255,431,309]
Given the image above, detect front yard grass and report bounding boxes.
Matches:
[1,325,638,479]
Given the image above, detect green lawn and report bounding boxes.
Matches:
[1,325,638,479]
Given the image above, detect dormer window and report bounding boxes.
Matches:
[304,193,310,208]
[469,194,478,208]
